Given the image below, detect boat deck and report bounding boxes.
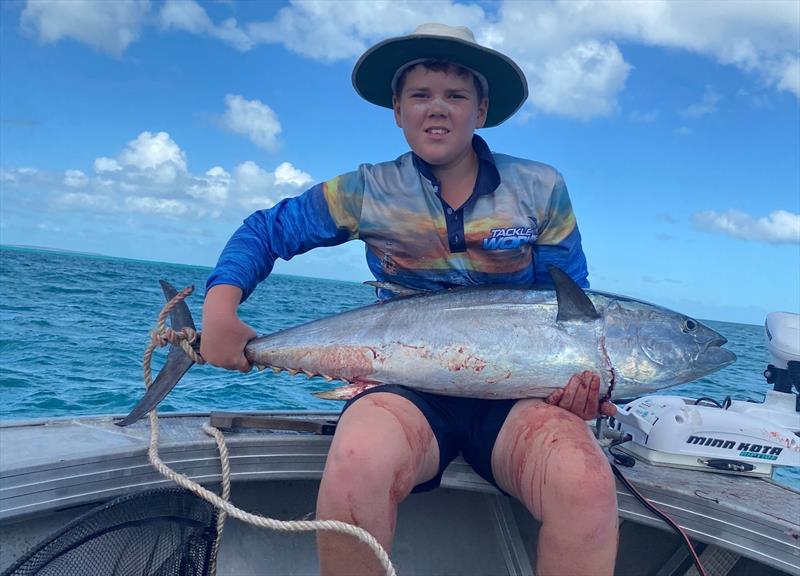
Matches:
[1,412,798,575]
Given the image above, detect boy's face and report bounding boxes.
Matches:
[392,64,488,170]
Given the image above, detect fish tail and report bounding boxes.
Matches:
[116,280,198,426]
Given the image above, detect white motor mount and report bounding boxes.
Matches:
[609,395,800,477]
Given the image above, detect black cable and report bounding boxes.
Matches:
[610,462,708,576]
[608,441,635,468]
[693,396,723,408]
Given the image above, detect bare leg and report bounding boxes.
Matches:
[492,399,618,576]
[316,392,440,576]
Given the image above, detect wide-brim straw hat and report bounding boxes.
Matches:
[352,23,528,128]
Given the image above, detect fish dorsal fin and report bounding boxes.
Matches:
[547,265,600,322]
[363,281,424,298]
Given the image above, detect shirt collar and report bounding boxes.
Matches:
[411,134,500,197]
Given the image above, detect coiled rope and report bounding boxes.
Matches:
[142,285,396,576]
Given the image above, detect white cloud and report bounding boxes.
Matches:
[232,161,278,209]
[21,0,150,56]
[481,0,797,117]
[119,131,187,171]
[231,160,310,210]
[4,132,312,220]
[60,192,116,211]
[693,209,800,244]
[773,56,800,98]
[544,1,799,73]
[125,196,189,216]
[159,0,210,33]
[186,166,231,206]
[118,131,188,184]
[159,0,252,51]
[680,85,722,118]
[221,94,282,151]
[234,160,271,190]
[16,0,800,118]
[1,167,39,184]
[247,1,485,61]
[525,40,631,118]
[274,162,313,187]
[94,157,122,173]
[63,170,88,188]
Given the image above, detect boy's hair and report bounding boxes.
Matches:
[393,60,485,101]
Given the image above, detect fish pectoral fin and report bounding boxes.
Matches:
[313,378,383,401]
[363,281,424,298]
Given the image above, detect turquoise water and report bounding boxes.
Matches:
[1,245,797,489]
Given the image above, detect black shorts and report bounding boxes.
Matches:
[342,384,517,493]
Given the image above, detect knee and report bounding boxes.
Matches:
[320,430,425,509]
[331,439,396,482]
[551,449,617,523]
[319,393,437,513]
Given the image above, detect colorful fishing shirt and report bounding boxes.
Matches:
[207,135,589,301]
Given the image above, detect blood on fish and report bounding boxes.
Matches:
[267,345,377,381]
[441,346,487,373]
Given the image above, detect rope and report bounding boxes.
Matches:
[201,423,229,576]
[142,286,396,576]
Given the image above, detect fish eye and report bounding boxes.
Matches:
[682,318,698,333]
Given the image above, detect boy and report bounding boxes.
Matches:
[201,23,618,576]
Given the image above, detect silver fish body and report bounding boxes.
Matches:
[117,272,735,426]
[245,285,735,401]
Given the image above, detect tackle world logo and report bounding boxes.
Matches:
[482,217,538,250]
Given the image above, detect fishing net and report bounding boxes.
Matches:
[2,487,219,576]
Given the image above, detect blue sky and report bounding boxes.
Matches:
[1,0,798,325]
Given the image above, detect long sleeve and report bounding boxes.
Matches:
[532,173,589,288]
[206,170,366,302]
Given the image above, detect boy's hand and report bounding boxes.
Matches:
[200,284,257,373]
[545,370,617,420]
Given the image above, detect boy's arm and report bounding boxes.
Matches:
[532,173,589,288]
[202,173,364,369]
[201,284,257,371]
[207,179,359,302]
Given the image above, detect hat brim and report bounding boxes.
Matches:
[352,34,528,128]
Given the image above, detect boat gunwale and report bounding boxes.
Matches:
[1,411,798,574]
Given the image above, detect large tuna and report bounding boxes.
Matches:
[118,268,736,426]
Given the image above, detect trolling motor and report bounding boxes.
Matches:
[606,312,800,477]
[764,311,800,405]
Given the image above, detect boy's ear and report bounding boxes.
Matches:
[392,95,402,127]
[476,96,489,129]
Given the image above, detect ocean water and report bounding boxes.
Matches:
[1,245,797,489]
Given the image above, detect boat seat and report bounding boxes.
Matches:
[1,487,219,576]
